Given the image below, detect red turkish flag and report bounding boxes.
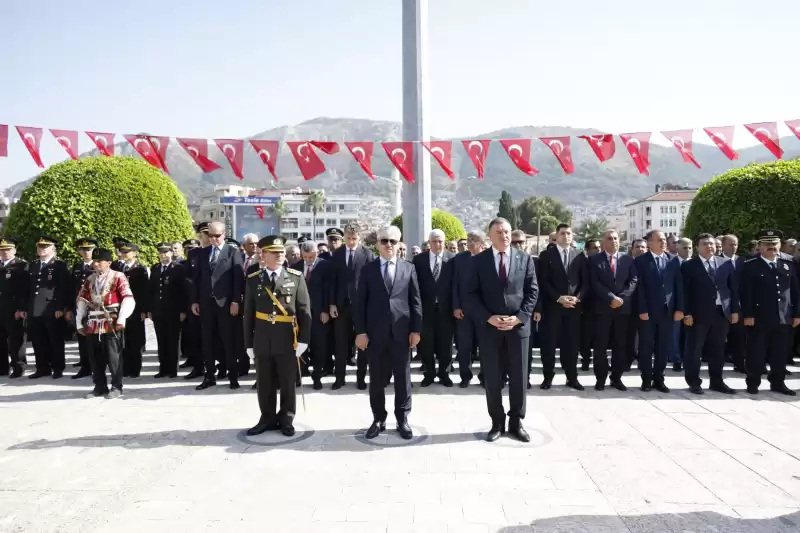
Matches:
[744,122,783,159]
[702,126,738,160]
[786,120,800,140]
[214,139,245,180]
[49,129,79,160]
[345,141,375,180]
[499,139,538,176]
[422,141,455,180]
[287,141,327,181]
[0,125,8,157]
[16,126,44,168]
[382,141,415,183]
[461,140,491,178]
[309,141,340,155]
[149,136,169,171]
[579,134,615,163]
[177,138,221,173]
[619,132,651,175]
[250,140,280,181]
[539,137,574,175]
[86,132,115,157]
[125,134,167,172]
[661,129,700,168]
[255,206,265,220]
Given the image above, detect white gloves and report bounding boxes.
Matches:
[246,348,254,359]
[295,342,308,359]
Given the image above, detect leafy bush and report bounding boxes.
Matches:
[5,156,195,264]
[683,160,800,245]
[390,210,468,243]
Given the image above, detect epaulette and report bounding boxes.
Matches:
[247,270,260,278]
[744,257,757,263]
[286,268,302,276]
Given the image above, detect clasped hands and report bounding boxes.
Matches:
[557,295,579,308]
[488,315,521,331]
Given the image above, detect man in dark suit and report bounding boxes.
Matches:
[0,238,27,378]
[589,229,637,391]
[740,229,800,395]
[148,242,188,378]
[413,229,455,387]
[191,221,245,390]
[537,223,588,391]
[634,230,684,392]
[465,217,538,443]
[116,243,150,378]
[720,234,747,373]
[292,241,332,390]
[452,231,487,387]
[579,239,601,372]
[181,238,205,378]
[330,223,374,390]
[355,225,422,440]
[68,238,97,379]
[681,233,738,395]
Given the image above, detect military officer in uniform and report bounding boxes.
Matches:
[0,238,28,378]
[148,242,187,378]
[69,238,97,379]
[117,243,150,378]
[179,238,201,370]
[244,236,311,437]
[111,237,127,272]
[24,236,70,379]
[740,229,800,395]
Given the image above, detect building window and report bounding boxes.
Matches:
[645,207,651,216]
[301,219,311,227]
[326,219,337,226]
[286,204,299,213]
[315,232,325,240]
[646,219,652,229]
[325,205,337,213]
[316,218,324,226]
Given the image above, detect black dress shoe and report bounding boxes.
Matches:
[581,361,591,371]
[689,385,704,395]
[154,372,166,378]
[673,363,683,372]
[332,379,345,390]
[10,367,23,379]
[486,423,504,442]
[52,371,63,379]
[397,421,413,440]
[710,383,736,395]
[770,383,796,396]
[179,360,192,368]
[216,370,228,380]
[365,420,385,439]
[28,370,49,379]
[654,382,670,393]
[610,379,627,392]
[747,386,759,395]
[71,370,91,380]
[566,379,584,391]
[508,422,531,443]
[281,424,296,437]
[640,381,652,392]
[438,375,454,387]
[246,420,280,436]
[229,381,240,390]
[540,377,553,390]
[356,379,367,390]
[420,376,434,387]
[594,381,605,391]
[184,369,203,380]
[459,379,470,388]
[313,379,323,390]
[195,378,216,390]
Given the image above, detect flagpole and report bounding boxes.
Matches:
[401,0,432,246]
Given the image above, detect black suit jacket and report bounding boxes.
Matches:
[589,252,638,315]
[291,258,331,318]
[451,250,475,311]
[355,258,422,345]
[464,247,538,337]
[331,244,374,308]
[192,244,244,308]
[682,256,739,322]
[0,257,28,317]
[538,246,589,309]
[413,250,455,315]
[149,262,188,316]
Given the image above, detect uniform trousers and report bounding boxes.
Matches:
[182,314,203,368]
[685,308,729,389]
[122,313,145,376]
[746,323,791,389]
[87,331,124,393]
[28,316,65,373]
[593,311,628,382]
[153,313,181,375]
[367,340,412,423]
[254,327,297,426]
[0,314,24,374]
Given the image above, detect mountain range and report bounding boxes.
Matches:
[7,117,800,206]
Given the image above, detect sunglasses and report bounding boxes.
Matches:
[380,239,399,246]
[209,233,224,238]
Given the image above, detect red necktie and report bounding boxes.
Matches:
[610,254,616,275]
[306,263,312,281]
[498,252,507,284]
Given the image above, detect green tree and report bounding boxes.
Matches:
[5,156,194,265]
[305,190,326,240]
[390,210,467,243]
[496,190,519,229]
[270,199,289,234]
[683,160,800,246]
[576,217,610,243]
[516,196,573,235]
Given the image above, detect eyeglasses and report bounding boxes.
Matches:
[380,239,399,245]
[209,234,223,238]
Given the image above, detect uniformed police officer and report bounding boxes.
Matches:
[179,238,201,371]
[111,237,127,272]
[740,229,800,395]
[0,238,28,378]
[24,236,70,379]
[148,242,187,377]
[69,238,97,379]
[244,235,311,437]
[117,243,150,378]
[319,227,343,261]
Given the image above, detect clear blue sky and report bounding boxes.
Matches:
[2,0,799,187]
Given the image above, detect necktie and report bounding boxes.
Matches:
[270,272,277,292]
[348,248,354,270]
[706,259,716,279]
[770,262,777,272]
[244,256,251,272]
[210,247,219,270]
[161,265,166,275]
[610,254,616,277]
[563,249,569,271]
[306,262,313,281]
[498,252,507,285]
[432,254,440,281]
[384,260,394,293]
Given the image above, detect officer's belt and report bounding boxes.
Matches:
[255,312,295,324]
[256,287,299,350]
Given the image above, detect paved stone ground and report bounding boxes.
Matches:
[2,325,800,532]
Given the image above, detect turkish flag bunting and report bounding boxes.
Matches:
[785,120,800,141]
[382,141,415,183]
[344,141,375,180]
[661,129,700,168]
[309,141,340,155]
[422,141,455,180]
[177,138,221,173]
[287,141,327,181]
[16,126,44,168]
[215,139,245,179]
[744,122,783,159]
[250,140,280,181]
[86,132,115,157]
[255,206,265,220]
[49,129,79,160]
[0,125,7,157]
[619,132,651,175]
[539,137,574,175]
[579,134,615,163]
[702,126,738,160]
[462,140,491,178]
[499,139,538,176]
[125,134,167,172]
[149,136,170,172]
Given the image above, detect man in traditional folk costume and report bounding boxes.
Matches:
[76,248,135,399]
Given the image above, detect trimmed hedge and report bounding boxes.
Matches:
[683,160,800,245]
[390,210,468,242]
[5,156,195,264]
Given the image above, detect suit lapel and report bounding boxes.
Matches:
[389,260,401,297]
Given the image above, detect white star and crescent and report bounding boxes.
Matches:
[391,148,407,165]
[352,146,366,162]
[507,143,523,158]
[296,143,311,162]
[431,146,445,160]
[223,143,237,160]
[468,140,484,155]
[257,149,271,163]
[547,139,564,155]
[133,138,151,156]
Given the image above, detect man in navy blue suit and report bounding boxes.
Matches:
[355,225,422,440]
[634,229,684,392]
[720,234,747,373]
[589,229,637,391]
[681,233,738,395]
[452,231,487,387]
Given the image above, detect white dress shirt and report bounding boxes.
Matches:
[429,252,441,273]
[557,245,571,269]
